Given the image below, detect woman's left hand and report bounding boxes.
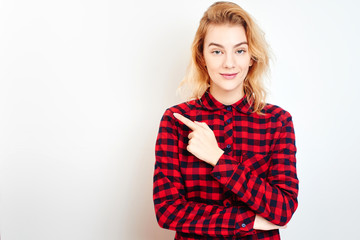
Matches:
[173,113,224,166]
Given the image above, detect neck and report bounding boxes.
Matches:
[209,85,245,105]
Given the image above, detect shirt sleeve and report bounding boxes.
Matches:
[153,109,256,237]
[210,111,299,226]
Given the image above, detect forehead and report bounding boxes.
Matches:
[204,24,247,46]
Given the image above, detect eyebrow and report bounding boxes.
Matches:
[208,42,248,48]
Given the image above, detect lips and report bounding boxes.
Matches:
[220,73,238,80]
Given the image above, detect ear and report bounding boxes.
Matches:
[249,57,254,67]
[200,55,207,69]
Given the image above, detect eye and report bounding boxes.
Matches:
[211,50,222,55]
[236,49,246,54]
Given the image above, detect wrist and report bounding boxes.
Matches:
[211,148,224,166]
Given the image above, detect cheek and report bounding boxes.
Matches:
[237,57,252,68]
[205,63,218,76]
[204,56,221,70]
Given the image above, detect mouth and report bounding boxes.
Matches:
[220,73,238,80]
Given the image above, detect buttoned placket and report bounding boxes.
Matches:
[220,105,235,208]
[223,105,234,156]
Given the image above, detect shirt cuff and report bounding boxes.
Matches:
[235,208,256,235]
[210,153,252,197]
[210,152,240,186]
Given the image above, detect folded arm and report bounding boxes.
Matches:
[210,111,299,226]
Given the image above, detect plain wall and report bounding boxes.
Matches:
[1,0,359,239]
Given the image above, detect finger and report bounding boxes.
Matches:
[188,132,194,139]
[197,121,210,128]
[195,121,211,130]
[173,113,197,130]
[186,144,192,153]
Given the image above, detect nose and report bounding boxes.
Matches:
[223,53,235,69]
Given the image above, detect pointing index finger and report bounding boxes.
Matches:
[173,113,197,130]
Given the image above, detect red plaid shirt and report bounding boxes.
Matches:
[153,88,299,240]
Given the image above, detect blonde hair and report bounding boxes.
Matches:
[177,1,270,114]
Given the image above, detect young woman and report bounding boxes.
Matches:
[153,2,299,239]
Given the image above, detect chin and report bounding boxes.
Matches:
[214,82,243,92]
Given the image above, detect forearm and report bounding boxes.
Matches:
[153,165,256,237]
[210,153,298,226]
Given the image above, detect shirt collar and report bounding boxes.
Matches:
[199,87,253,114]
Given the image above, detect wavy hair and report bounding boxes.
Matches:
[177,1,270,114]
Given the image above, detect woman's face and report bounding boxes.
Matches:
[203,24,253,97]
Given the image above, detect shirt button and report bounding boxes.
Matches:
[216,175,221,180]
[226,202,231,207]
[227,119,231,124]
[241,223,246,228]
[226,144,231,149]
[226,106,232,111]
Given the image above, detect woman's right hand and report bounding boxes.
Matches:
[253,214,287,230]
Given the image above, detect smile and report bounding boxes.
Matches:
[220,73,238,80]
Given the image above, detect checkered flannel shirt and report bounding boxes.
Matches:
[153,88,299,240]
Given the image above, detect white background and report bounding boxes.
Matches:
[1,0,359,239]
